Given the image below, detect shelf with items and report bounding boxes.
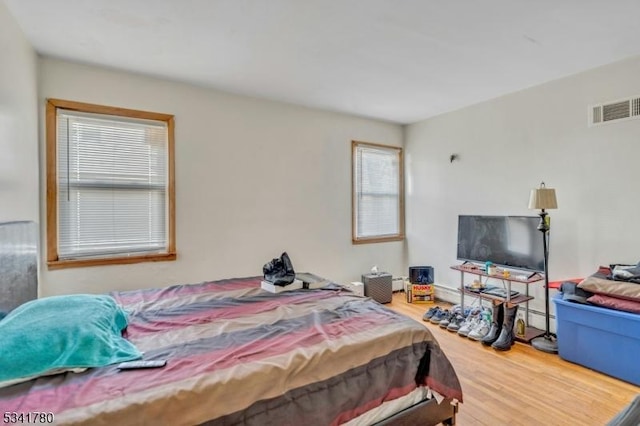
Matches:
[451,264,545,344]
[515,326,546,343]
[459,287,534,305]
[451,264,543,285]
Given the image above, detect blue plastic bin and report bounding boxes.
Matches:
[553,294,640,386]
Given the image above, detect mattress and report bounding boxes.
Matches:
[0,276,462,425]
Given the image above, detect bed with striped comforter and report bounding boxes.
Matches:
[0,276,462,425]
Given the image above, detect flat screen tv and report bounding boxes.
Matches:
[456,215,545,272]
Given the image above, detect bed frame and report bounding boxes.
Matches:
[200,396,458,425]
[375,397,458,426]
[199,397,458,426]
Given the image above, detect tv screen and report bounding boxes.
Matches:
[456,215,545,272]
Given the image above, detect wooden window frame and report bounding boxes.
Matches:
[351,140,405,244]
[46,98,176,269]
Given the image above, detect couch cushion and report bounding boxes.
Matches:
[587,294,640,314]
[578,275,640,303]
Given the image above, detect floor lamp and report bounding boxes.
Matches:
[528,182,558,354]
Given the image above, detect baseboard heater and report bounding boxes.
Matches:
[392,277,406,292]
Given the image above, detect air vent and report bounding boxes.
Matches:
[592,106,602,124]
[590,95,640,126]
[633,98,640,117]
[603,101,630,121]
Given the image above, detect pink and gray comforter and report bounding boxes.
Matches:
[0,277,462,425]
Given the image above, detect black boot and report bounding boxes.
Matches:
[481,302,504,346]
[492,304,518,351]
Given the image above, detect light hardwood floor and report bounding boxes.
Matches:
[386,292,640,426]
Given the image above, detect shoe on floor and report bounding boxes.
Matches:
[468,319,491,341]
[457,314,479,337]
[422,306,440,321]
[481,306,493,322]
[447,314,465,332]
[467,306,482,317]
[450,304,462,315]
[438,310,454,328]
[430,308,449,324]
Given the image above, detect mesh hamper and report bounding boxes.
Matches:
[361,273,392,304]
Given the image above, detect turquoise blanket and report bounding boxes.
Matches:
[0,294,141,385]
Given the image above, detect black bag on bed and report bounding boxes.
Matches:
[263,252,296,286]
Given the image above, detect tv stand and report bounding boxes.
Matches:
[450,264,545,343]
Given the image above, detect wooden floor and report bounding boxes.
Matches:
[386,293,639,426]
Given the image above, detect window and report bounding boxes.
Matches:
[352,140,404,244]
[46,99,176,269]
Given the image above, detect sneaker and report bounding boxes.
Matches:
[430,308,449,324]
[468,319,491,341]
[422,306,440,321]
[439,310,453,328]
[467,306,482,318]
[446,314,465,332]
[481,306,493,322]
[457,315,479,337]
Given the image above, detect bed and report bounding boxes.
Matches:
[0,276,462,425]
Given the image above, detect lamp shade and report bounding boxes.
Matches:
[528,185,557,210]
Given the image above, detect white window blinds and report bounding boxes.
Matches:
[353,142,403,241]
[56,109,169,259]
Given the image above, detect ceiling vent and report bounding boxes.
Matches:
[590,96,640,126]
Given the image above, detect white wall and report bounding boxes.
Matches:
[38,58,405,296]
[0,3,38,223]
[406,55,640,327]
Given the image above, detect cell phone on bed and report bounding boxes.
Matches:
[117,360,167,370]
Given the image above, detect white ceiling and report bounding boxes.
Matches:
[5,0,640,124]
